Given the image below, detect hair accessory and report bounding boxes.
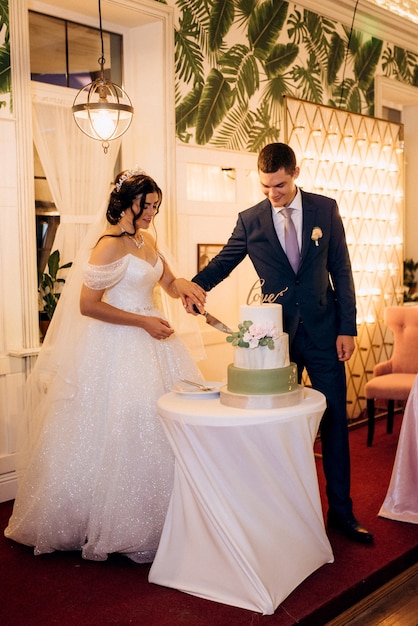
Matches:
[115,166,147,192]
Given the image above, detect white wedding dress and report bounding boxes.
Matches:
[379,374,418,523]
[5,253,203,562]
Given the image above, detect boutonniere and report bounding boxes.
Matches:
[311,226,323,246]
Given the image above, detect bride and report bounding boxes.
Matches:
[4,171,206,563]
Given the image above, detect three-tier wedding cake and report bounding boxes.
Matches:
[220,303,304,409]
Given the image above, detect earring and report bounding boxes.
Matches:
[120,211,125,217]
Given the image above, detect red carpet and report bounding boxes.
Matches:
[1,415,417,625]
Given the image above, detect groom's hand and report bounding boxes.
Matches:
[336,335,355,361]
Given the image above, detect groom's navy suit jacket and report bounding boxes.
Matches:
[193,190,357,348]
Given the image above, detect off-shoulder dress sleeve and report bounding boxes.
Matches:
[83,256,130,290]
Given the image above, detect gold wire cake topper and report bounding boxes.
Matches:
[246,278,289,305]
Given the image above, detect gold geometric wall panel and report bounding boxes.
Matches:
[284,96,404,420]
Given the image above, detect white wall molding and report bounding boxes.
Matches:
[9,0,38,352]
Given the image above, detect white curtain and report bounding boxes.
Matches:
[31,83,121,266]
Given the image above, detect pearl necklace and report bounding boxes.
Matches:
[119,224,145,250]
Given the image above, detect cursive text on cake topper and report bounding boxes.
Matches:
[246,279,289,305]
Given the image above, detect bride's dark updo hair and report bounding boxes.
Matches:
[106,171,162,227]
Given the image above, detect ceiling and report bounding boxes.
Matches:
[31,0,418,26]
[28,0,163,29]
[366,0,418,25]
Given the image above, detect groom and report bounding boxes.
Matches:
[187,142,373,544]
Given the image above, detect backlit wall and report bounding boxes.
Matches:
[285,96,404,419]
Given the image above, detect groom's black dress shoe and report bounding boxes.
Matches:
[327,510,374,544]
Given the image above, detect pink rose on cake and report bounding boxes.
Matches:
[227,320,279,350]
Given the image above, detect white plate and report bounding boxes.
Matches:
[171,381,223,397]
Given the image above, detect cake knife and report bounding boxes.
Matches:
[193,305,233,334]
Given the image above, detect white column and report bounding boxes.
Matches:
[8,0,39,351]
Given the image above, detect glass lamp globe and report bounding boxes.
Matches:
[72,79,134,143]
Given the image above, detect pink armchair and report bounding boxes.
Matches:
[364,306,418,446]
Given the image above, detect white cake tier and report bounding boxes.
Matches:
[240,303,283,333]
[234,335,290,370]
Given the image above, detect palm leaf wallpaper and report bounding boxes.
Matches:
[167,0,418,150]
[0,0,11,114]
[1,0,417,137]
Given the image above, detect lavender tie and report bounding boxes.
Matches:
[281,207,300,273]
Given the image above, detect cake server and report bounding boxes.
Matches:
[180,379,215,391]
[193,305,233,333]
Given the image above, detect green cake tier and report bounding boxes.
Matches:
[227,362,298,395]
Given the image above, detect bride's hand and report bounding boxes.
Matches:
[141,316,174,340]
[172,278,206,310]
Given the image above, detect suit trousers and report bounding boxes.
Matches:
[291,322,353,518]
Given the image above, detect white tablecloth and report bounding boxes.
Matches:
[148,388,333,615]
[379,374,418,523]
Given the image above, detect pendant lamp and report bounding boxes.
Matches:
[72,0,134,153]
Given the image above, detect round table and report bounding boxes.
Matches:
[149,387,333,615]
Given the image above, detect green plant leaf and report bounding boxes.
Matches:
[234,0,258,23]
[381,45,396,76]
[327,32,344,86]
[0,0,10,31]
[346,88,362,113]
[0,42,10,95]
[264,42,299,78]
[218,44,259,102]
[176,0,211,59]
[292,54,323,102]
[393,46,412,82]
[176,0,210,28]
[342,25,362,56]
[261,73,294,112]
[195,69,235,144]
[38,250,72,320]
[176,85,203,136]
[301,10,335,70]
[287,9,305,45]
[175,9,205,86]
[47,250,61,281]
[210,104,256,151]
[208,0,235,52]
[353,37,383,91]
[413,65,418,87]
[331,78,362,113]
[246,100,281,152]
[248,0,289,62]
